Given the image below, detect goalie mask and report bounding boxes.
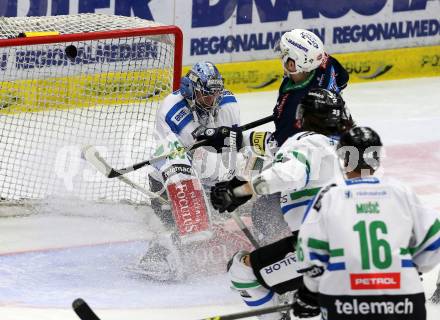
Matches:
[296,88,354,136]
[180,61,225,117]
[274,29,325,75]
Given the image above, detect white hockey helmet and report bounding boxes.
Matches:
[277,29,325,73]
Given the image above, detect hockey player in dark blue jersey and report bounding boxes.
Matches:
[198,29,349,150]
[272,29,349,146]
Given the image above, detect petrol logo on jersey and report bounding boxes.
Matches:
[350,272,401,290]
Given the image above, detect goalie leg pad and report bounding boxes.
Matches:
[162,162,212,242]
[166,177,212,242]
[250,236,302,295]
[228,250,282,320]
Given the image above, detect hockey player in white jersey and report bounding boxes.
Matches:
[209,89,354,319]
[294,126,440,319]
[138,61,241,280]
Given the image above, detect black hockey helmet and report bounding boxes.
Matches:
[337,126,383,172]
[297,88,354,135]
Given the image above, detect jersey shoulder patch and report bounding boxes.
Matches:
[165,99,194,134]
[219,91,237,107]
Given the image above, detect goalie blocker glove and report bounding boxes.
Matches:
[292,282,320,318]
[210,177,252,212]
[196,126,243,153]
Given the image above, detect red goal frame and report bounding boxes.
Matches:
[0,25,183,91]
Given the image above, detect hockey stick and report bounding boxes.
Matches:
[84,115,274,179]
[230,212,260,249]
[71,297,293,320]
[72,298,101,320]
[199,303,294,320]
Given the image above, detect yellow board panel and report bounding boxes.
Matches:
[0,69,169,115]
[183,45,440,94]
[2,45,437,114]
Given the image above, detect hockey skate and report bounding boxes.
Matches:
[133,232,186,281]
[430,285,440,304]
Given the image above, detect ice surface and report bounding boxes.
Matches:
[1,77,440,319]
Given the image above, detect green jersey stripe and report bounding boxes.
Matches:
[290,187,321,201]
[308,238,344,257]
[308,238,330,251]
[401,219,440,255]
[281,70,316,93]
[231,280,261,289]
[291,151,311,174]
[330,248,345,257]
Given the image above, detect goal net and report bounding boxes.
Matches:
[0,14,182,205]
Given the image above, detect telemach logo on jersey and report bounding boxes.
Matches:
[350,272,401,290]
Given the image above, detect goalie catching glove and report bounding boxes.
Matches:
[210,177,252,213]
[196,126,243,153]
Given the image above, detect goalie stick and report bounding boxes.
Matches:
[83,115,274,179]
[71,297,293,320]
[82,145,168,204]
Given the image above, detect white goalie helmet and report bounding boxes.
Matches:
[276,29,325,74]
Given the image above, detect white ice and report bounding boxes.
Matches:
[1,77,440,320]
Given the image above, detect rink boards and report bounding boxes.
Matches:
[182,45,440,94]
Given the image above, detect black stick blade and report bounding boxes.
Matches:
[72,298,101,320]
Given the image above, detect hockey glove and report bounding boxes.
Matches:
[292,282,320,318]
[210,177,252,213]
[196,126,243,153]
